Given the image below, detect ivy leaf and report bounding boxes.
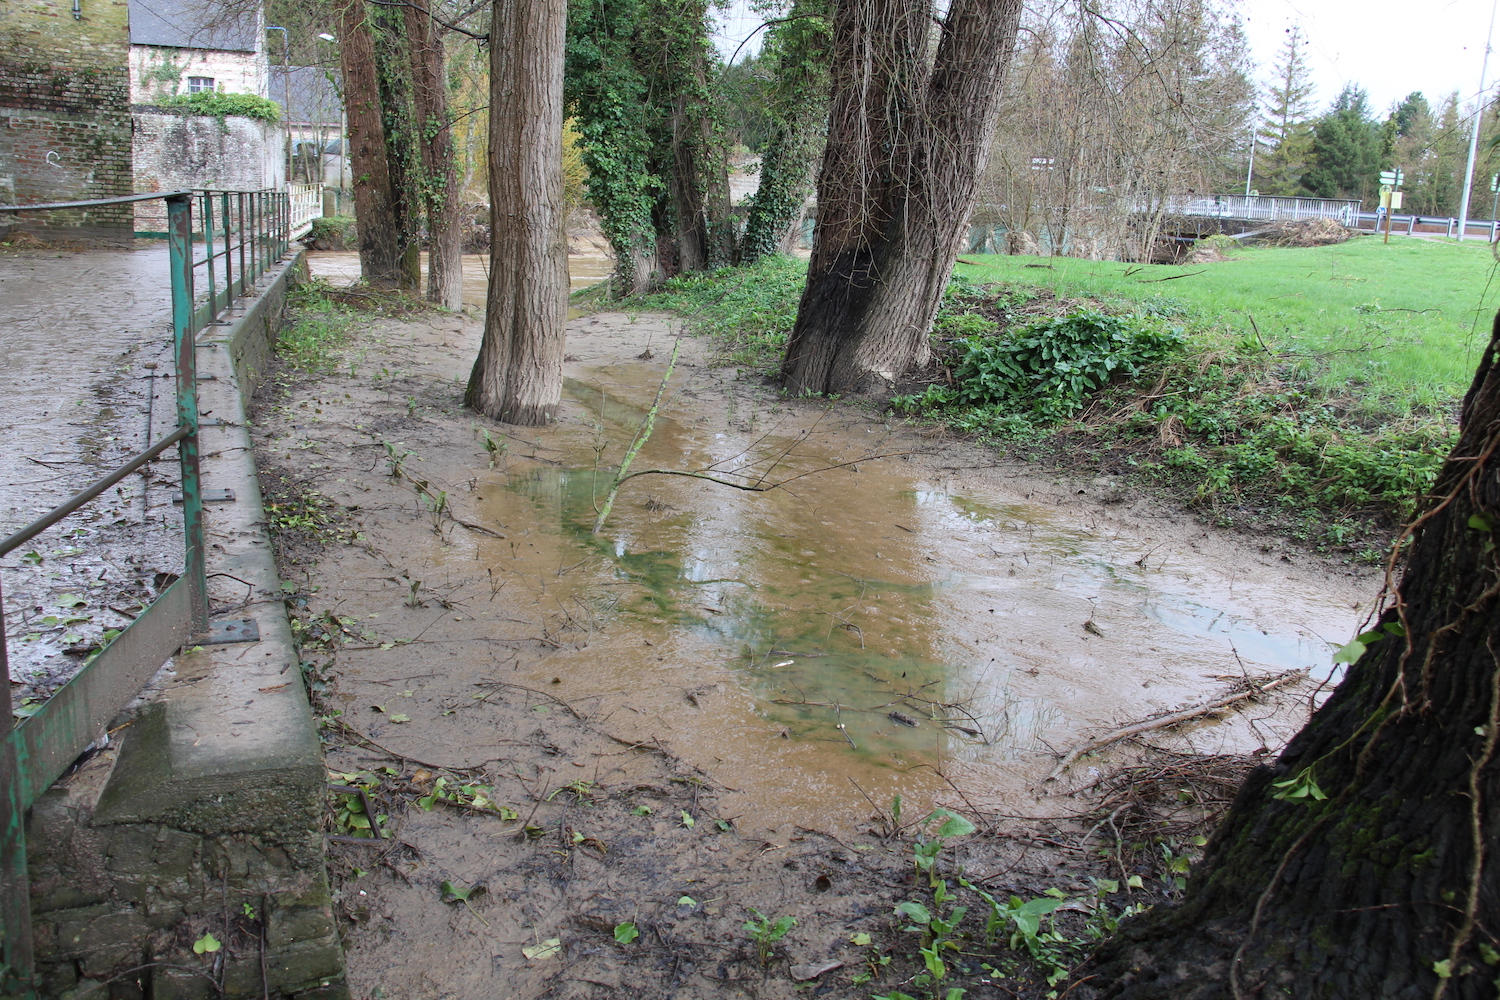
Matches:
[1332,640,1367,665]
[614,921,639,944]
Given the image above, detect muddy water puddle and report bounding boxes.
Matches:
[305,250,613,307]
[387,356,1370,833]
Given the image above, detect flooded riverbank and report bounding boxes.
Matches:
[305,249,615,305]
[250,299,1379,999]
[258,306,1375,833]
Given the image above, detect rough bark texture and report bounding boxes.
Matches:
[1080,315,1500,999]
[404,4,463,310]
[335,0,403,286]
[780,0,1021,395]
[465,0,568,426]
[371,4,422,290]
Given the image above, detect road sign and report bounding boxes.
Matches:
[1380,169,1404,187]
[1492,174,1499,193]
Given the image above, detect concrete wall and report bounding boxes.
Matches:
[25,253,349,1000]
[0,0,134,236]
[130,45,267,104]
[131,108,285,232]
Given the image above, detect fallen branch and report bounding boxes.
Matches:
[1043,670,1307,783]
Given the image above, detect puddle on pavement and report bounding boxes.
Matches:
[404,362,1367,831]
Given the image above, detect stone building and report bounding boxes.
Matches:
[0,0,135,237]
[126,0,284,233]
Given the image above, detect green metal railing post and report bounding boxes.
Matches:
[236,192,246,296]
[167,194,208,633]
[202,192,218,318]
[0,585,36,1000]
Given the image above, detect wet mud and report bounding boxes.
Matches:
[250,302,1379,999]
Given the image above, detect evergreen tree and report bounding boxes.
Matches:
[1256,25,1314,195]
[1301,84,1386,205]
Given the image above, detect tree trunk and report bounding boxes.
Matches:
[780,0,1021,395]
[404,4,463,310]
[465,0,567,426]
[1080,315,1500,999]
[371,4,422,290]
[334,0,403,286]
[740,1,830,263]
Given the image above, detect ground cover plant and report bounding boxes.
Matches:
[625,238,1500,555]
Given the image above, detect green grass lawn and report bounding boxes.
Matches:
[622,236,1500,555]
[955,236,1500,414]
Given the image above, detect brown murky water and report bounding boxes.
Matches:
[305,250,615,305]
[276,314,1374,836]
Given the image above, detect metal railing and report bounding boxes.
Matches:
[1150,194,1365,226]
[1353,211,1500,242]
[288,182,321,238]
[0,188,293,998]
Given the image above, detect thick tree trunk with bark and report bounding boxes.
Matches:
[1080,315,1500,999]
[335,0,403,286]
[465,0,567,426]
[371,4,422,290]
[404,5,463,310]
[780,0,1021,395]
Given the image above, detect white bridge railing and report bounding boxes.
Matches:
[1149,194,1364,226]
[287,183,321,237]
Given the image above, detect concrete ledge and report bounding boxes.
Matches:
[29,251,348,999]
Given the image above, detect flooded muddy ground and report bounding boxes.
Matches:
[0,242,185,704]
[305,250,616,305]
[250,301,1380,998]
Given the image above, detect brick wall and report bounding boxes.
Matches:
[0,0,134,235]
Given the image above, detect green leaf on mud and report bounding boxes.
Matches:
[895,901,931,925]
[680,811,695,828]
[614,922,639,944]
[192,933,221,955]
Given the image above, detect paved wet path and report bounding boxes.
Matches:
[0,244,182,698]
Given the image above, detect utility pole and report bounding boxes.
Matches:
[1458,0,1498,241]
[1244,127,1256,197]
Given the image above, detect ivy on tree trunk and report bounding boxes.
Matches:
[335,0,403,286]
[405,4,463,310]
[739,1,830,263]
[1080,314,1500,999]
[565,0,732,293]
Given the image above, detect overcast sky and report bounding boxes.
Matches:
[710,0,1500,117]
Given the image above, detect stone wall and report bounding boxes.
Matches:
[130,46,267,105]
[0,0,133,235]
[131,108,285,233]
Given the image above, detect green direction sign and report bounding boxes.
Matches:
[1379,169,1404,187]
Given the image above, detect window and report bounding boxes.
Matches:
[187,76,216,94]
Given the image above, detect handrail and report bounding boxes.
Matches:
[0,185,294,999]
[0,190,192,212]
[0,426,190,558]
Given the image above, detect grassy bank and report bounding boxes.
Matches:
[626,237,1500,557]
